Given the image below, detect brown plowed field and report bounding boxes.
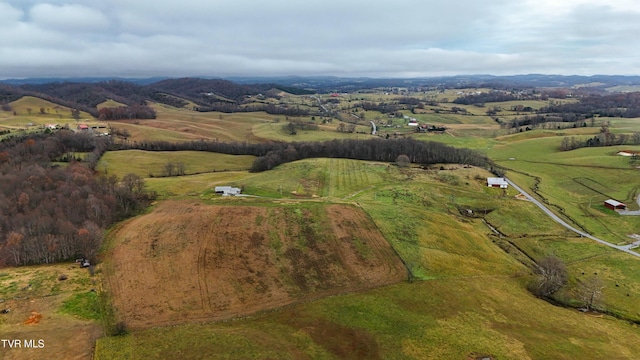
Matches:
[105,200,406,329]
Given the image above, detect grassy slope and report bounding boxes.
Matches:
[96,277,640,360]
[96,158,640,359]
[0,96,94,130]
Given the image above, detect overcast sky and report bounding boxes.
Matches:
[1,0,639,79]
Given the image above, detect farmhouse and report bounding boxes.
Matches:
[604,199,626,210]
[487,177,508,189]
[215,186,241,196]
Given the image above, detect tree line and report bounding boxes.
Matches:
[539,92,640,119]
[248,138,492,172]
[0,131,155,266]
[195,102,310,116]
[115,137,491,173]
[98,105,156,120]
[560,125,640,151]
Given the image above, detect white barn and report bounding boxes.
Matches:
[215,186,241,196]
[487,177,508,189]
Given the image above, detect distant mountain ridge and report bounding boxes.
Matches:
[1,75,640,119]
[0,78,315,117]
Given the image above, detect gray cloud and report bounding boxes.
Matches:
[0,0,638,78]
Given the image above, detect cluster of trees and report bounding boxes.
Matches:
[336,123,356,133]
[0,132,154,266]
[359,101,403,114]
[538,92,640,119]
[150,93,188,108]
[283,120,318,135]
[114,138,287,157]
[249,138,491,172]
[97,105,157,120]
[560,125,640,151]
[161,162,186,176]
[114,137,491,173]
[196,102,310,116]
[507,114,584,128]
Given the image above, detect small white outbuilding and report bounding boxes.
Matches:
[215,186,241,196]
[487,177,508,189]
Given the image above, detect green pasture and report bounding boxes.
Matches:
[61,89,640,358]
[232,159,332,198]
[94,152,640,358]
[490,137,640,243]
[98,150,256,179]
[146,171,253,197]
[413,132,498,151]
[95,273,640,359]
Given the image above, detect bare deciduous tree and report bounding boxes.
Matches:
[578,276,605,311]
[530,256,568,297]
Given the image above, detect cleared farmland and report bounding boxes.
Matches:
[103,200,406,330]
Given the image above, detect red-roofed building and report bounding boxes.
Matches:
[604,199,626,210]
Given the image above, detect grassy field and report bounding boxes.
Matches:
[98,150,256,179]
[109,104,276,143]
[252,121,374,142]
[0,96,94,131]
[95,268,640,359]
[5,91,640,359]
[488,133,640,244]
[92,155,640,359]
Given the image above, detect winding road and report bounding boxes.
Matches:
[505,178,640,258]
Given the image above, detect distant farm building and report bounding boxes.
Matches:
[487,177,508,189]
[604,199,626,210]
[215,186,241,196]
[77,124,89,131]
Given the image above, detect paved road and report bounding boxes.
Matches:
[505,178,640,258]
[618,195,640,216]
[370,121,377,135]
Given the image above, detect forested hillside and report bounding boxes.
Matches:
[0,132,155,266]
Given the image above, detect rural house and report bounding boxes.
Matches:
[487,177,508,188]
[215,186,241,196]
[604,199,626,210]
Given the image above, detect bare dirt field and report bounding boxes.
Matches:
[104,200,407,330]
